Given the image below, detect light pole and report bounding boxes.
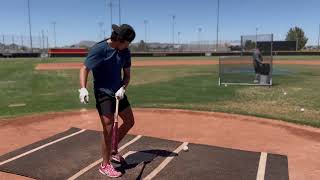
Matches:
[46,30,49,49]
[318,24,320,50]
[21,34,24,48]
[144,20,148,43]
[27,0,33,51]
[295,28,299,51]
[178,32,181,44]
[38,32,41,49]
[172,15,176,45]
[41,30,45,50]
[255,27,258,48]
[216,0,220,51]
[52,22,57,48]
[198,27,202,50]
[118,0,121,25]
[109,0,113,31]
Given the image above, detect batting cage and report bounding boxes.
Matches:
[219,34,273,86]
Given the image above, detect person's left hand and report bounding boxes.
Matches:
[115,87,126,100]
[78,88,89,104]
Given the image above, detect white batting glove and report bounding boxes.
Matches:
[79,88,89,104]
[115,86,126,100]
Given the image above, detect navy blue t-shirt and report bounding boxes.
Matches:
[84,39,131,94]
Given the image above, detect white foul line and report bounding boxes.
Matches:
[67,135,142,180]
[0,129,86,166]
[143,142,189,180]
[256,152,268,180]
[122,151,137,159]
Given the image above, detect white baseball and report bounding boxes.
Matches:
[283,92,287,95]
[183,146,189,151]
[300,108,305,112]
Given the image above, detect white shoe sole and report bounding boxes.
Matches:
[99,168,121,178]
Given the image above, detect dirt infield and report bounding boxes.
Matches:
[35,60,320,70]
[0,108,320,180]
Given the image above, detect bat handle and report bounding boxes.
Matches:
[115,98,119,122]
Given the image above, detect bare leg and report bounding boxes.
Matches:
[118,106,135,143]
[99,114,114,165]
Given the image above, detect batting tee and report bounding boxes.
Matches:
[219,34,273,86]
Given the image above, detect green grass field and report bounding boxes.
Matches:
[1,57,320,128]
[28,55,320,63]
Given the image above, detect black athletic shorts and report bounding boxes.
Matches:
[94,90,130,116]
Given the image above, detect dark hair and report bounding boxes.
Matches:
[111,24,136,43]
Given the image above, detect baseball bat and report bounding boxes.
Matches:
[112,98,120,154]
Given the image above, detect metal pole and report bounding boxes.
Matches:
[12,35,16,52]
[39,32,42,50]
[46,30,50,49]
[216,0,220,51]
[21,35,24,47]
[318,24,320,50]
[2,35,4,53]
[27,0,33,52]
[148,21,151,43]
[296,31,298,51]
[198,28,202,51]
[172,15,175,45]
[105,0,109,34]
[255,27,258,48]
[42,30,45,50]
[52,22,57,48]
[144,20,148,43]
[46,35,49,49]
[118,0,121,25]
[110,0,113,31]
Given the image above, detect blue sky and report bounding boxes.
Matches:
[1,0,319,46]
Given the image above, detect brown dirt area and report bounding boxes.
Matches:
[35,60,320,70]
[0,108,320,180]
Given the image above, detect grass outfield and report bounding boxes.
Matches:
[8,55,320,63]
[0,58,320,127]
[274,55,320,60]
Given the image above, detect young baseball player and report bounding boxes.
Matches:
[79,24,136,178]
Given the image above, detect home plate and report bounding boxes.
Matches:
[80,108,88,112]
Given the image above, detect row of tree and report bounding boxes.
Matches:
[286,27,308,50]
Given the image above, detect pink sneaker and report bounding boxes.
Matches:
[99,163,122,178]
[112,154,125,164]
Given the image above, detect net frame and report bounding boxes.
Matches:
[218,34,273,86]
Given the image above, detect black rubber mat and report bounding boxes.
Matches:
[153,144,288,180]
[0,127,81,162]
[0,127,135,180]
[78,136,183,180]
[0,128,289,180]
[265,154,289,180]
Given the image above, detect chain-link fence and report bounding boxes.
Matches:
[130,40,240,53]
[0,34,49,54]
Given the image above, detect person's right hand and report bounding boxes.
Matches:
[115,86,126,100]
[79,88,89,104]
